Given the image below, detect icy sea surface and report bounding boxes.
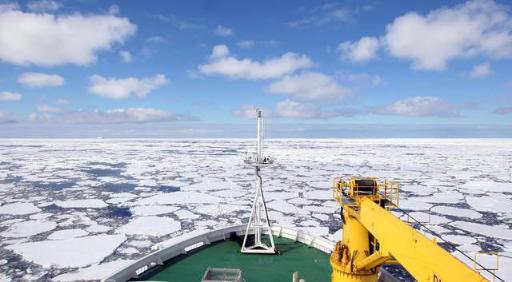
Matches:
[0,139,511,281]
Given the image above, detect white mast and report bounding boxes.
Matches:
[241,109,276,254]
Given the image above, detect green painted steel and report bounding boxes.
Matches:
[137,237,330,282]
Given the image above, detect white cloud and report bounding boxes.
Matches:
[210,44,230,59]
[382,0,512,70]
[237,40,255,48]
[336,71,383,86]
[108,4,119,15]
[0,91,21,101]
[37,105,61,113]
[18,72,64,87]
[119,50,132,63]
[27,0,62,12]
[338,37,380,62]
[288,4,353,27]
[198,45,313,80]
[275,100,327,119]
[469,62,491,78]
[267,72,349,102]
[214,25,233,36]
[88,74,168,99]
[28,108,196,124]
[0,8,136,66]
[376,96,463,117]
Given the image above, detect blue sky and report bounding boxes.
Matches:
[0,0,511,137]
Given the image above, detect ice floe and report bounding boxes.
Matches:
[465,195,512,214]
[130,205,179,216]
[175,210,200,220]
[47,229,89,240]
[461,180,511,193]
[6,234,126,267]
[53,259,134,281]
[305,190,333,200]
[0,202,41,215]
[267,200,309,215]
[2,220,56,238]
[452,221,512,240]
[431,206,482,219]
[136,191,223,205]
[54,199,108,209]
[118,216,181,236]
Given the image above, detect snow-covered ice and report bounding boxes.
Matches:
[47,229,89,240]
[130,205,179,216]
[452,221,512,240]
[136,191,223,205]
[54,199,108,209]
[53,260,134,281]
[5,234,126,268]
[2,220,56,238]
[0,203,41,215]
[118,216,181,237]
[431,206,482,219]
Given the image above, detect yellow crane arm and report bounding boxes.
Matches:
[358,198,487,282]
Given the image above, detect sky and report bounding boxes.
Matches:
[0,0,511,137]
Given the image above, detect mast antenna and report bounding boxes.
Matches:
[241,108,276,254]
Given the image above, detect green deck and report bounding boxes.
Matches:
[136,237,331,282]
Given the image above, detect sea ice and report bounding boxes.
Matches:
[431,206,482,219]
[465,195,512,214]
[312,213,329,221]
[118,216,181,236]
[54,199,108,209]
[442,234,477,246]
[267,200,309,215]
[53,259,134,281]
[2,220,56,238]
[0,202,41,215]
[174,210,200,220]
[265,191,298,200]
[303,205,336,214]
[407,212,451,225]
[86,223,112,233]
[183,178,241,191]
[461,180,511,193]
[48,229,89,240]
[136,192,222,205]
[305,190,333,200]
[425,192,464,204]
[130,205,179,216]
[127,240,152,248]
[6,234,126,268]
[398,198,433,211]
[452,221,512,240]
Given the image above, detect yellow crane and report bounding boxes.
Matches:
[330,177,501,282]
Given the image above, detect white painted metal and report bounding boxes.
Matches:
[102,225,336,282]
[241,109,275,254]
